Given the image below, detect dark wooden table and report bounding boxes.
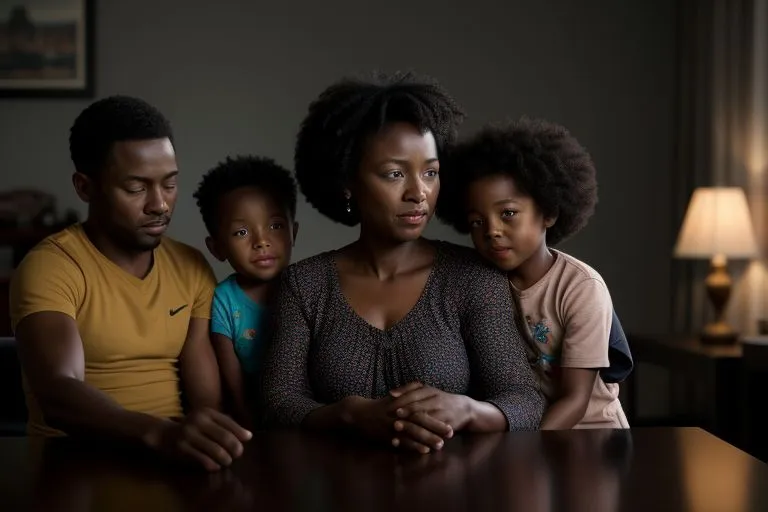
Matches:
[1,427,766,511]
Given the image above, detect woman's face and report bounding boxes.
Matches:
[350,122,440,243]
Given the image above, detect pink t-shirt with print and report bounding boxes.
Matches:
[512,249,628,429]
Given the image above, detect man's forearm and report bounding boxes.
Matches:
[181,366,222,411]
[39,376,169,443]
[179,319,223,411]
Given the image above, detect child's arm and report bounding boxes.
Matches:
[539,368,597,430]
[542,276,612,430]
[211,333,252,429]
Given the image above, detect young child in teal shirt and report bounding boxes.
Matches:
[194,155,298,428]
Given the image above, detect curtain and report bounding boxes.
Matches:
[672,0,768,336]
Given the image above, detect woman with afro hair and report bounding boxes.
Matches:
[436,117,630,430]
[262,72,545,453]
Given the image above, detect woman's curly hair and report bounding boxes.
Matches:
[294,71,465,226]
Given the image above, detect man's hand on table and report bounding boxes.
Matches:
[143,408,252,472]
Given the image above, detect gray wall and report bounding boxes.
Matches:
[0,0,677,337]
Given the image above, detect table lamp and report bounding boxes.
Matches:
[673,187,759,344]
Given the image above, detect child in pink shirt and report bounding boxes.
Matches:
[437,118,628,429]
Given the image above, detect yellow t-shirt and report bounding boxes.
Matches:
[9,223,216,436]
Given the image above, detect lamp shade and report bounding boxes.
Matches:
[674,187,759,259]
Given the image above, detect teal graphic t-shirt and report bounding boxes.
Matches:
[211,274,267,375]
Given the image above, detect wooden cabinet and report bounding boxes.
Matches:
[0,225,69,336]
[624,335,746,453]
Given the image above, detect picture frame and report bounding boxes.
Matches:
[0,0,94,98]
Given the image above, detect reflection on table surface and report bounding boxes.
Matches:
[1,427,767,512]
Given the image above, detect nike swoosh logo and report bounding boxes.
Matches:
[169,305,188,316]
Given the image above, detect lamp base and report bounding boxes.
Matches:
[701,255,738,346]
[700,322,738,345]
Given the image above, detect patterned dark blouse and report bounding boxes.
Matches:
[262,241,545,430]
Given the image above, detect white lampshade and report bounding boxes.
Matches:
[674,187,759,259]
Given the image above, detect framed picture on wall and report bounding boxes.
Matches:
[0,0,94,98]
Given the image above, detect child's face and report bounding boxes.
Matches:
[208,186,296,283]
[465,174,554,272]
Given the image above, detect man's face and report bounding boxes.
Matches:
[82,138,179,252]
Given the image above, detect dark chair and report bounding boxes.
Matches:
[0,337,27,436]
[741,338,768,461]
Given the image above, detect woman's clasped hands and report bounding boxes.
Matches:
[342,382,475,454]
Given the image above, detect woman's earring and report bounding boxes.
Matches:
[346,198,352,214]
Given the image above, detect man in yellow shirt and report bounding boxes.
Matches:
[10,96,251,471]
